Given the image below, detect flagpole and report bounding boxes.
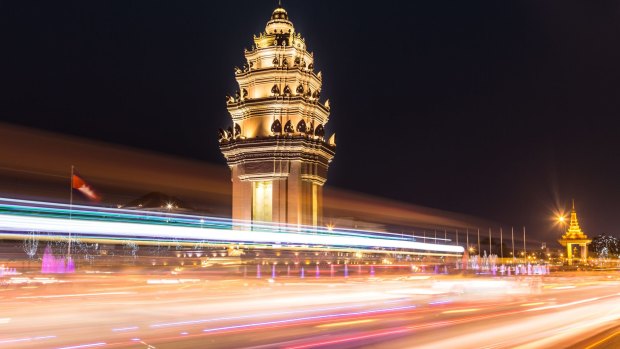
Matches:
[68,165,74,256]
[466,228,469,251]
[500,227,503,260]
[477,228,480,257]
[489,228,492,256]
[511,226,515,262]
[523,226,527,263]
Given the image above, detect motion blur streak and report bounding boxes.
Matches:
[0,201,463,253]
[111,327,138,332]
[200,306,417,334]
[55,343,106,349]
[584,331,620,349]
[0,123,486,231]
[16,292,134,299]
[525,295,611,312]
[285,328,412,349]
[520,302,545,307]
[0,336,55,345]
[442,308,480,314]
[151,299,408,328]
[2,274,620,348]
[315,319,375,328]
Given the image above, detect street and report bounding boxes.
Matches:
[2,271,620,348]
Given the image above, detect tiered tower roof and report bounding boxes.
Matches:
[219,5,335,185]
[562,200,588,240]
[219,4,331,142]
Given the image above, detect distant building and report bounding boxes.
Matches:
[219,5,335,230]
[123,192,193,213]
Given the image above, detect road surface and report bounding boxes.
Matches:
[1,271,620,348]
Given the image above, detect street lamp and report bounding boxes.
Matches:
[556,214,568,265]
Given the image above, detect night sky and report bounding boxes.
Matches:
[1,1,619,240]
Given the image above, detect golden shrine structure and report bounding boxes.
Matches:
[558,200,591,265]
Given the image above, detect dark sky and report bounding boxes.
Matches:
[1,1,619,241]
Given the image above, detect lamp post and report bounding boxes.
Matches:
[557,214,567,264]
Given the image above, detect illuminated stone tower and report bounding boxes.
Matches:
[219,5,335,229]
[558,200,591,265]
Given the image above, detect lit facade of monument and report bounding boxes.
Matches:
[219,6,335,229]
[558,200,591,265]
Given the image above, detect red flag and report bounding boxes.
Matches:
[72,172,101,201]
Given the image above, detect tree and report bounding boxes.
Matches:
[591,234,619,258]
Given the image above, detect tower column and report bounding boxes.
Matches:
[315,183,324,227]
[286,161,302,228]
[271,178,287,231]
[231,166,252,229]
[581,244,588,261]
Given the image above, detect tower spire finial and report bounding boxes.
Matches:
[278,0,282,7]
[572,198,575,210]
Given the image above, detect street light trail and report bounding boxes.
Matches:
[0,199,464,254]
[199,305,417,334]
[150,299,410,329]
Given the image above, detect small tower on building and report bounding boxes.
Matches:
[558,200,591,265]
[219,5,335,230]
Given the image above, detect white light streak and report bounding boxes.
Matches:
[111,327,139,332]
[55,343,106,349]
[0,335,55,345]
[0,214,463,253]
[16,292,135,299]
[151,298,409,328]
